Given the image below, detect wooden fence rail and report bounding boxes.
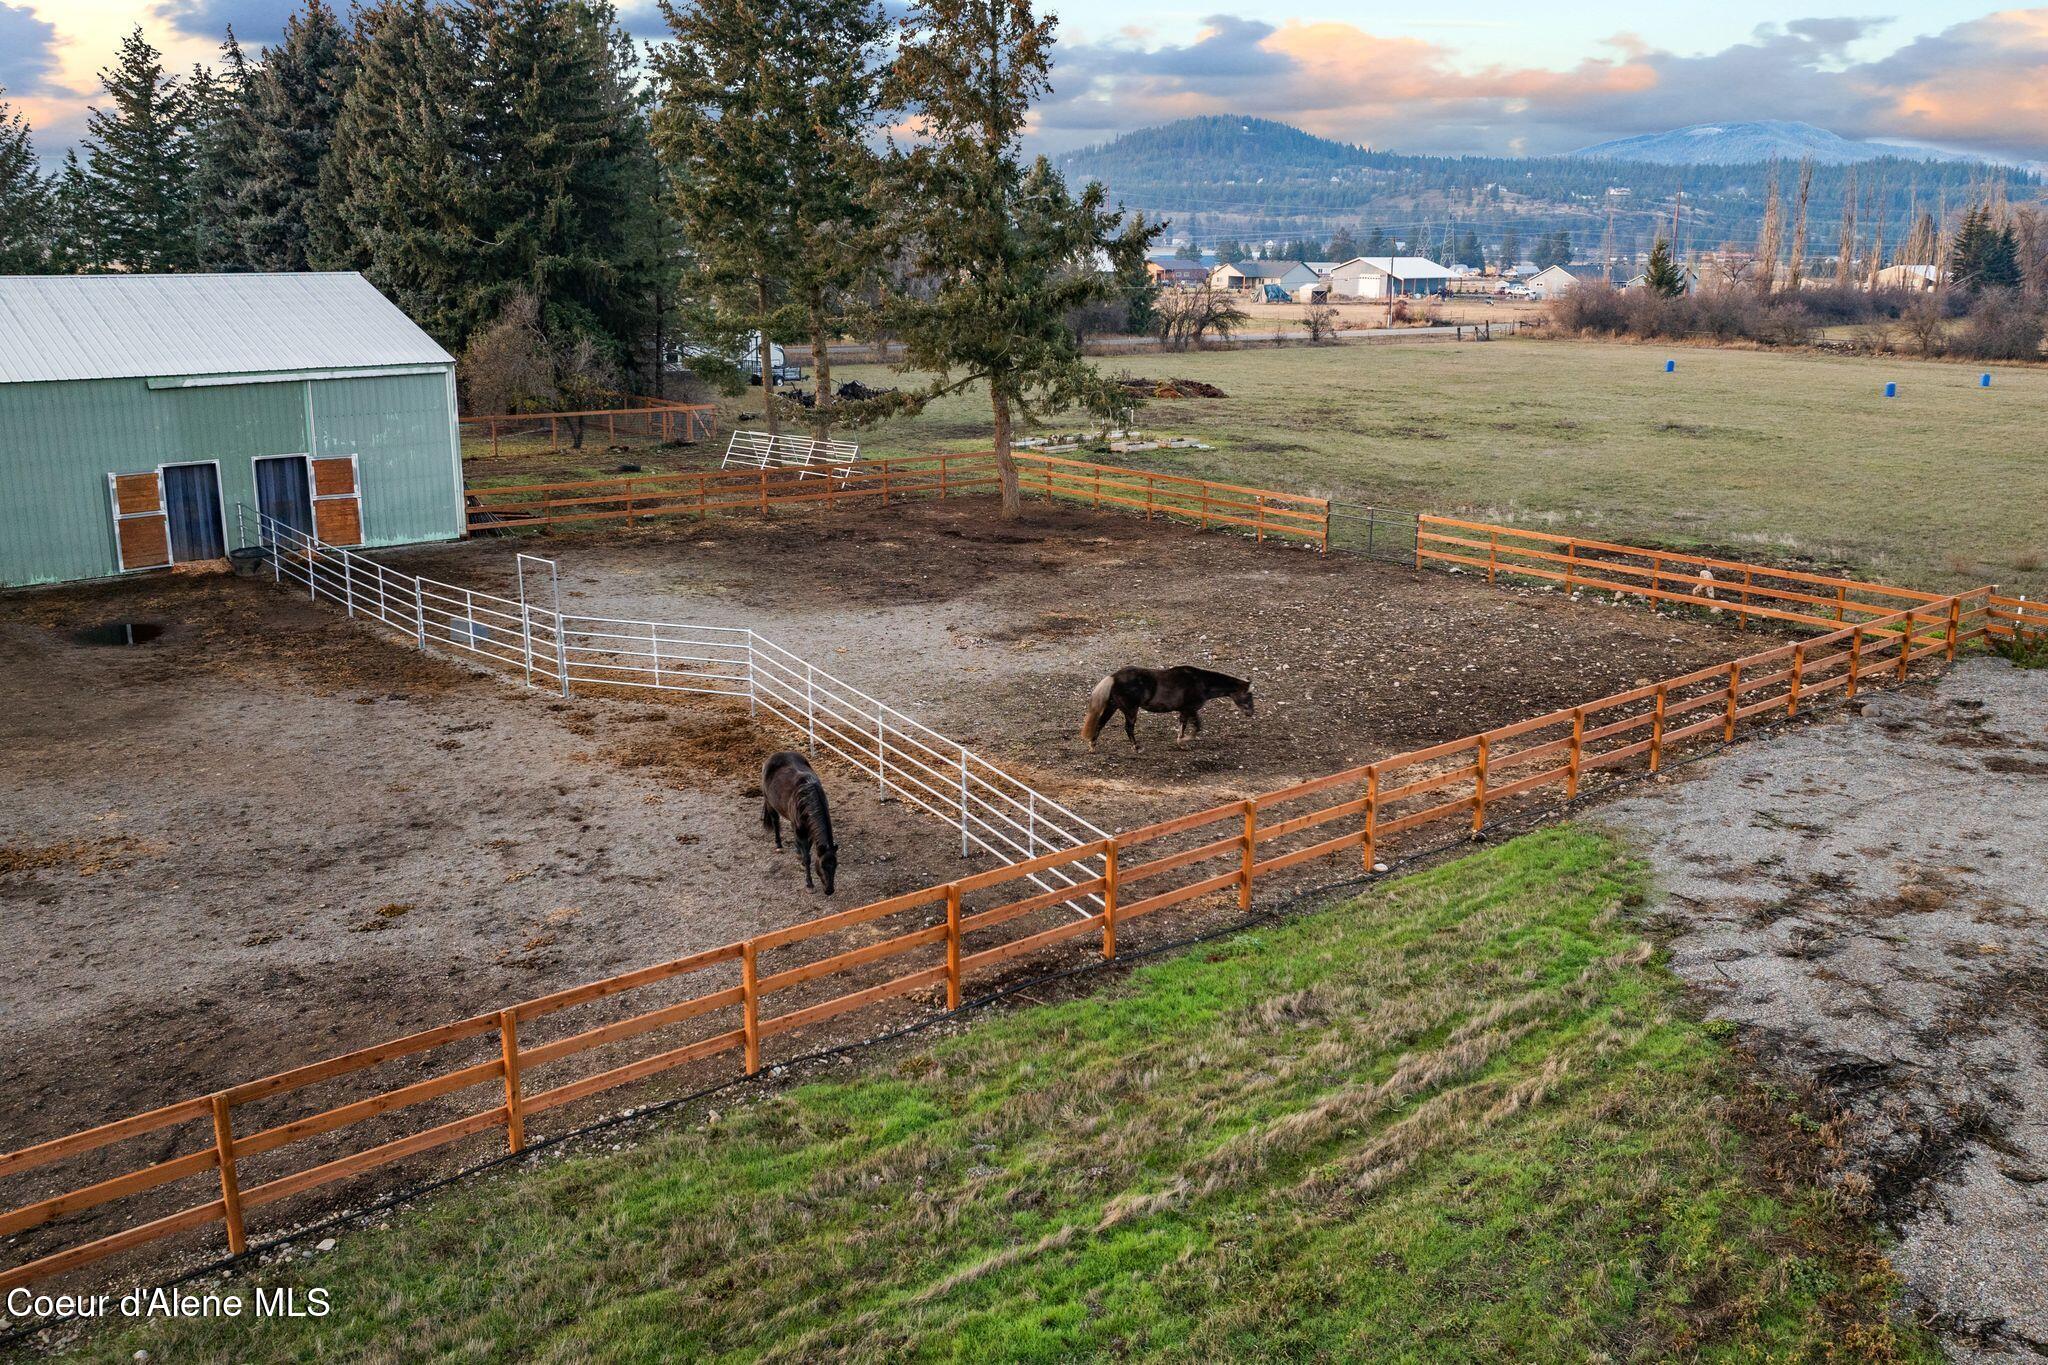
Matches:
[464,451,1333,551]
[461,399,717,458]
[0,585,1990,1295]
[1988,593,2046,641]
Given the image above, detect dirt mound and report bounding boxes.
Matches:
[1116,375,1227,399]
[600,698,777,789]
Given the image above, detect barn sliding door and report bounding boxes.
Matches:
[107,472,172,572]
[310,455,364,546]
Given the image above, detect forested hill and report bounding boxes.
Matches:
[1052,115,2036,257]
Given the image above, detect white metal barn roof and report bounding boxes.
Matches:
[1336,256,1453,278]
[0,272,453,385]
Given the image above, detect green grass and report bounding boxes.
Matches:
[90,829,1929,1363]
[817,339,2047,596]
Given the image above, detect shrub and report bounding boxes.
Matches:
[1947,290,2047,361]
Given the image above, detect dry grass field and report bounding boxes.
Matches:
[784,338,2046,598]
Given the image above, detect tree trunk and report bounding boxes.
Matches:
[757,280,778,438]
[991,386,1020,520]
[810,287,832,440]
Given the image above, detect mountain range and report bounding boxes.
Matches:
[1052,116,2035,257]
[1572,121,1985,167]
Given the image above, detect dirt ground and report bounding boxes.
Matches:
[0,496,1778,1290]
[398,496,1771,829]
[1600,659,2048,1360]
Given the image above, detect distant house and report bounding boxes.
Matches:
[1209,260,1321,294]
[1873,264,1940,292]
[1144,257,1208,288]
[1624,266,1699,295]
[1525,264,1616,300]
[1324,256,1453,300]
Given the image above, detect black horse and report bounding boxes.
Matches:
[761,751,838,895]
[1082,666,1255,751]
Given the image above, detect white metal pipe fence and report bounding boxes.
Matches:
[242,506,1108,910]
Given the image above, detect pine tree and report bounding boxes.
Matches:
[655,0,882,434]
[1643,237,1684,298]
[472,0,662,369]
[245,0,353,271]
[1363,226,1389,256]
[83,27,196,271]
[1498,227,1521,270]
[885,0,1156,519]
[48,151,106,271]
[0,87,52,271]
[1326,225,1358,261]
[1455,227,1482,269]
[185,34,260,269]
[323,0,487,344]
[1213,237,1245,266]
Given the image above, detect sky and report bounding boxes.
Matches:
[5,0,2047,164]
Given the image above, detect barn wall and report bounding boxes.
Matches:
[0,370,461,587]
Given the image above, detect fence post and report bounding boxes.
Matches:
[1897,608,1915,680]
[498,1010,526,1153]
[1649,685,1668,771]
[959,751,970,858]
[1487,531,1498,585]
[1362,766,1380,869]
[741,942,760,1075]
[1787,644,1805,717]
[1413,518,1423,571]
[1946,597,1960,660]
[209,1094,247,1257]
[1847,628,1862,697]
[1567,708,1585,798]
[1471,735,1490,831]
[945,883,962,1008]
[1564,542,1577,593]
[1101,843,1119,959]
[804,664,816,751]
[746,632,758,717]
[414,577,427,650]
[1320,504,1330,557]
[1738,570,1753,630]
[876,713,886,797]
[553,611,571,699]
[515,588,533,686]
[1725,662,1741,740]
[1239,800,1256,909]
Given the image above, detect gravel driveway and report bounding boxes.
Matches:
[1600,658,2047,1359]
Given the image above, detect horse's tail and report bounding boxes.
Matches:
[1081,674,1116,747]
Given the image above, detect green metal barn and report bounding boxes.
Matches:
[0,272,465,588]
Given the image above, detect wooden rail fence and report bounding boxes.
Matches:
[1988,592,2046,642]
[0,577,1992,1294]
[464,451,1332,551]
[461,398,717,458]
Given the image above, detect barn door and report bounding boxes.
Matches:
[107,471,172,572]
[310,455,364,546]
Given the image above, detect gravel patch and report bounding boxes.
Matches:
[1600,658,2048,1359]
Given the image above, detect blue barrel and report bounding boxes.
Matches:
[1884,382,1897,398]
[1664,359,1676,373]
[1982,373,1993,387]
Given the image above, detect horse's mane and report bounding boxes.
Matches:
[800,774,836,848]
[1173,664,1248,689]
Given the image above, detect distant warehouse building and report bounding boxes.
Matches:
[0,273,464,588]
[1325,256,1452,300]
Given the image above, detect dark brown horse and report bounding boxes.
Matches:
[1082,666,1254,751]
[761,751,838,895]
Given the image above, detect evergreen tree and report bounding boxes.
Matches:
[1948,206,2023,293]
[0,87,52,271]
[656,0,883,434]
[48,151,106,272]
[83,27,196,270]
[245,0,353,271]
[1325,224,1357,260]
[1643,236,1684,297]
[473,0,661,365]
[323,0,487,344]
[1363,225,1389,256]
[885,0,1155,519]
[1498,227,1521,269]
[184,35,260,269]
[1455,227,1482,269]
[1212,237,1245,266]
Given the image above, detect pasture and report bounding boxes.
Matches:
[773,338,2045,598]
[79,829,1934,1362]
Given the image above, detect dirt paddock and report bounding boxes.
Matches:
[2,494,1780,1283]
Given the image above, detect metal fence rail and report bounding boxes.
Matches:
[244,507,1107,912]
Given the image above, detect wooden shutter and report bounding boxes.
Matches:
[310,455,364,546]
[108,471,172,572]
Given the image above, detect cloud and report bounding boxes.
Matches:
[0,1,61,94]
[1035,8,2048,163]
[155,0,303,50]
